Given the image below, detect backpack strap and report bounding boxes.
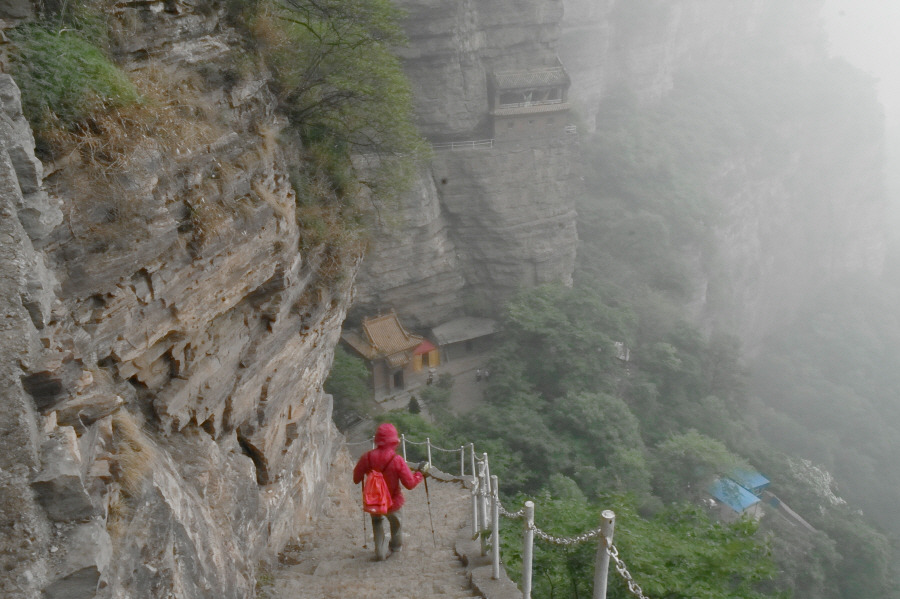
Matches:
[368,450,400,474]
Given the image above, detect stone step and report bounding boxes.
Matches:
[268,467,482,599]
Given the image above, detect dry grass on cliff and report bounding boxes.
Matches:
[111,410,161,498]
[45,64,228,241]
[107,410,161,540]
[46,64,224,170]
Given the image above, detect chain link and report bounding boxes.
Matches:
[528,521,605,546]
[609,544,650,599]
[497,500,525,520]
[403,438,463,453]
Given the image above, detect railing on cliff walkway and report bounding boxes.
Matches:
[431,139,495,151]
[347,434,650,599]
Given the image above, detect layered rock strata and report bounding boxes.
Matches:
[0,3,357,598]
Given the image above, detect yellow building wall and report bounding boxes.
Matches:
[412,350,440,372]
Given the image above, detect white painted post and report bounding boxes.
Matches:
[478,462,488,556]
[460,445,466,476]
[491,475,500,579]
[522,501,535,599]
[593,510,616,599]
[471,478,480,539]
[426,437,433,469]
[483,452,491,495]
[469,443,476,483]
[401,434,407,461]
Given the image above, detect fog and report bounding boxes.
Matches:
[823,0,900,230]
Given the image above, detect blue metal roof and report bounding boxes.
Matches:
[709,478,761,513]
[729,468,770,493]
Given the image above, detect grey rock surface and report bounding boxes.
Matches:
[353,0,579,329]
[0,75,51,599]
[31,427,94,522]
[0,5,359,599]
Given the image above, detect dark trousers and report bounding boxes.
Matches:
[370,509,403,560]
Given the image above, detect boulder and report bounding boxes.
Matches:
[43,519,112,599]
[31,427,94,522]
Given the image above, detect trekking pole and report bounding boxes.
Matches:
[423,474,437,547]
[360,483,368,548]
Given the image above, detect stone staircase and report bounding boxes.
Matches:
[268,460,482,599]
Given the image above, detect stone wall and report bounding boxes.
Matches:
[0,3,358,598]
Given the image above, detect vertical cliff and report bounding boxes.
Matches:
[349,0,579,328]
[0,2,359,597]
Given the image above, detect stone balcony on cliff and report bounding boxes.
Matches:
[489,62,572,141]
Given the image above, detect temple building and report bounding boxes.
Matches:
[489,60,572,141]
[341,311,440,396]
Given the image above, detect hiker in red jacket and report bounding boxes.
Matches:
[353,422,425,560]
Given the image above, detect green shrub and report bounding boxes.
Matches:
[248,0,427,202]
[8,25,140,130]
[325,347,373,426]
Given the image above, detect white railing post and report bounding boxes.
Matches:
[522,501,535,599]
[483,452,491,495]
[460,445,466,476]
[426,437,433,469]
[593,510,616,599]
[471,476,480,539]
[401,434,407,461]
[469,443,476,482]
[491,474,500,579]
[478,461,488,555]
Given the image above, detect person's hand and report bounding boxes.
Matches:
[415,460,430,474]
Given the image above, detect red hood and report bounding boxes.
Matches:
[374,422,400,448]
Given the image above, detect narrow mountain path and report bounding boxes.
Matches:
[269,457,481,599]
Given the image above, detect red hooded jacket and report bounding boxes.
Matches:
[353,423,423,512]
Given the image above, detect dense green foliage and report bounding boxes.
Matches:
[324,347,372,428]
[750,272,900,598]
[567,47,897,597]
[8,24,139,131]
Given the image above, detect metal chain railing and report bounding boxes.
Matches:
[609,544,649,599]
[529,521,605,546]
[497,499,526,520]
[406,439,462,453]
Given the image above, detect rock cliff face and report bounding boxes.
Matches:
[397,0,565,140]
[349,0,579,329]
[0,3,356,598]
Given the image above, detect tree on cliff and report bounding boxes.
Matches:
[246,0,426,197]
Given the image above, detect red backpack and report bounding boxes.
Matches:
[362,469,393,516]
